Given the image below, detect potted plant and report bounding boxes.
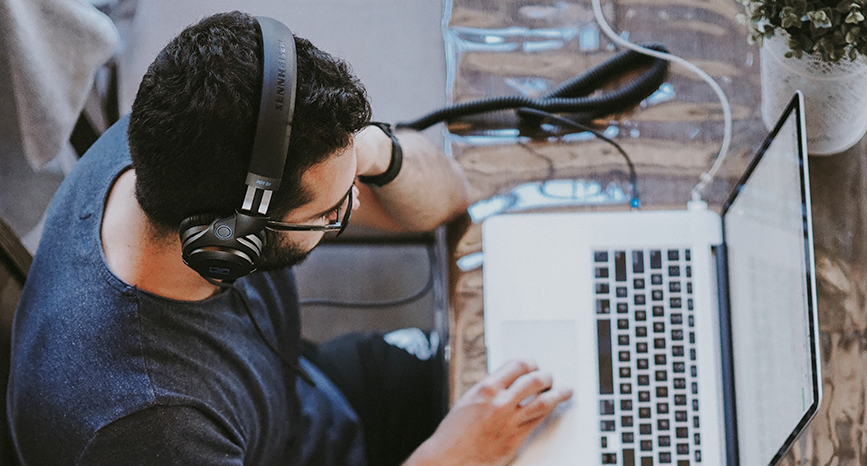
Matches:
[738,0,867,154]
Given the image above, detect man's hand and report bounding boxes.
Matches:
[404,360,573,466]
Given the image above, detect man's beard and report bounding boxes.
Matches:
[254,230,316,271]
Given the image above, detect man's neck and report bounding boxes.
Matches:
[101,169,220,301]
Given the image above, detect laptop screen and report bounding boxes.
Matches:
[721,92,820,465]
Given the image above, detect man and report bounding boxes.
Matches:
[8,11,572,466]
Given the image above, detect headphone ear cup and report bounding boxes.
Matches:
[179,213,267,282]
[179,214,217,241]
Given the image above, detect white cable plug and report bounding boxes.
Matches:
[590,0,733,203]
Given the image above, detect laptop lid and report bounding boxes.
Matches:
[720,91,821,465]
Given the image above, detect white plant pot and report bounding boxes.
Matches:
[760,32,867,155]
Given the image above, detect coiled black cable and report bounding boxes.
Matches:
[396,43,670,131]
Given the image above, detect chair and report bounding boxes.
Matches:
[0,216,31,466]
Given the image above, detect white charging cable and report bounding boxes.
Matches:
[590,0,733,203]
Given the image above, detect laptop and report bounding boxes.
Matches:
[481,91,821,466]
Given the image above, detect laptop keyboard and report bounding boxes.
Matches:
[594,248,703,465]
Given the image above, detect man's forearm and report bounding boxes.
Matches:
[356,127,470,232]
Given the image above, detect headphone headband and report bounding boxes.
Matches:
[181,16,298,282]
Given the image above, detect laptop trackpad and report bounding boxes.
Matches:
[498,320,599,465]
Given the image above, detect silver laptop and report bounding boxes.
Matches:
[482,91,821,466]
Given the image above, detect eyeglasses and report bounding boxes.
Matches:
[266,186,353,236]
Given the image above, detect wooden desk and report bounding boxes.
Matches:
[444,0,867,464]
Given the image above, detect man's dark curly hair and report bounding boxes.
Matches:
[128,11,371,233]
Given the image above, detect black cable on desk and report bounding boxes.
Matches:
[396,43,669,131]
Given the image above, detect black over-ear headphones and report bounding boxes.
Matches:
[179,16,297,283]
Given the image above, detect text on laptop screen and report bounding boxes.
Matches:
[723,104,816,465]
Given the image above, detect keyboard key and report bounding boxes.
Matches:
[658,419,670,430]
[690,349,696,361]
[654,322,665,333]
[595,251,609,262]
[672,346,685,357]
[693,417,700,428]
[656,386,668,398]
[684,250,691,261]
[602,452,618,464]
[622,400,634,410]
[668,266,680,277]
[615,251,627,281]
[692,400,699,411]
[689,333,696,344]
[637,342,648,353]
[674,395,687,405]
[618,319,630,329]
[597,267,610,278]
[639,407,652,418]
[669,282,681,292]
[602,437,608,448]
[622,416,634,427]
[660,452,672,463]
[642,457,654,466]
[597,299,611,314]
[692,382,698,395]
[670,297,682,309]
[672,330,684,340]
[636,311,647,321]
[598,320,614,395]
[641,440,653,451]
[655,354,667,365]
[618,302,630,313]
[676,427,689,438]
[617,287,628,297]
[652,289,664,301]
[619,335,630,345]
[686,282,693,294]
[619,351,631,362]
[624,448,636,466]
[651,274,663,285]
[653,306,664,316]
[640,424,652,435]
[687,298,694,310]
[673,362,685,373]
[602,420,616,431]
[671,313,683,325]
[654,339,666,349]
[634,278,646,289]
[675,411,687,422]
[621,383,632,394]
[633,251,645,273]
[658,435,671,447]
[657,403,669,414]
[623,432,635,443]
[674,378,686,389]
[637,326,648,337]
[635,294,647,305]
[638,359,649,370]
[678,461,689,466]
[597,283,610,294]
[601,400,616,415]
[694,433,701,445]
[668,250,679,261]
[691,366,698,377]
[655,371,668,382]
[688,316,694,327]
[695,450,701,462]
[650,250,662,269]
[639,391,651,402]
[620,367,631,378]
[685,266,692,278]
[638,375,650,386]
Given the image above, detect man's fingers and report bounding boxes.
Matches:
[504,369,554,407]
[518,387,574,425]
[486,360,540,391]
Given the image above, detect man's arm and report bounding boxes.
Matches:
[403,360,573,466]
[352,125,471,232]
